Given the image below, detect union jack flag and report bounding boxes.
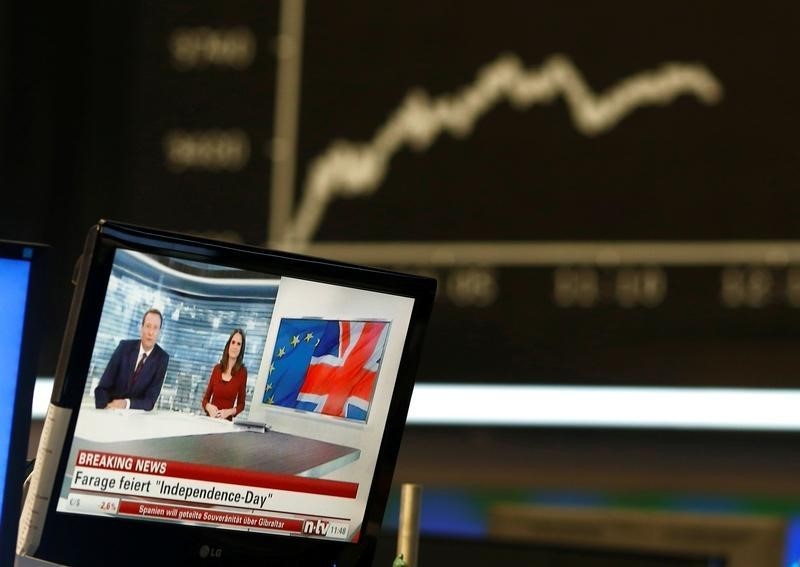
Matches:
[263,319,390,421]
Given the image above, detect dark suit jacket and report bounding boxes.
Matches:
[94,339,170,411]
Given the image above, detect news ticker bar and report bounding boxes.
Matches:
[32,379,800,430]
[63,492,349,540]
[71,450,357,525]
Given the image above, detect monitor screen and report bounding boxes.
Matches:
[21,221,435,566]
[0,257,30,509]
[0,242,43,567]
[60,248,412,537]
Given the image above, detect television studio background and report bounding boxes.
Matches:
[3,1,800,565]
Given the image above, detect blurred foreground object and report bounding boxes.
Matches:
[489,504,785,567]
[396,483,422,567]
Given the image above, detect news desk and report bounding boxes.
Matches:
[67,409,360,479]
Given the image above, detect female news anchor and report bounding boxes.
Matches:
[201,328,247,420]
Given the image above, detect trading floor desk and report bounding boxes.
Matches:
[67,408,361,479]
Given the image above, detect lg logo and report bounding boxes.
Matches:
[199,544,223,559]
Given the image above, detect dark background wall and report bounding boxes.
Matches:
[1,1,279,372]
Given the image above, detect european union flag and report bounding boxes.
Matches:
[265,318,389,422]
[263,319,331,407]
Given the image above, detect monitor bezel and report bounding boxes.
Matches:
[31,220,435,567]
[0,240,46,567]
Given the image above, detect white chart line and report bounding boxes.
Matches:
[281,53,723,249]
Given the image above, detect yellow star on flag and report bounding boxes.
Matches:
[290,335,300,347]
[277,346,286,358]
[304,332,314,342]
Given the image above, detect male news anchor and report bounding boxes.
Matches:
[94,308,170,411]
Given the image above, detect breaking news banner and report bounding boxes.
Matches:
[73,450,357,498]
[64,450,355,540]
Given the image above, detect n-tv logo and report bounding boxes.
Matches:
[302,519,330,536]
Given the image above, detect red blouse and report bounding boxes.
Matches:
[201,364,247,418]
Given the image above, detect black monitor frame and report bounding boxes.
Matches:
[26,220,435,567]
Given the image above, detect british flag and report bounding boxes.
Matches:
[264,319,390,421]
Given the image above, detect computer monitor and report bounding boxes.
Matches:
[17,221,435,566]
[0,241,45,567]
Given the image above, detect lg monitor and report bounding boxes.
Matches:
[17,221,435,566]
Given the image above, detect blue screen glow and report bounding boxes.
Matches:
[0,256,31,518]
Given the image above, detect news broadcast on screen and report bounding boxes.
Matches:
[55,247,414,542]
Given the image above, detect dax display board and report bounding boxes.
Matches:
[286,1,800,387]
[289,1,800,246]
[6,1,800,388]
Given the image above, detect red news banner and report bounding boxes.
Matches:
[68,450,356,538]
[117,501,304,533]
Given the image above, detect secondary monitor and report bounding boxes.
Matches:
[0,240,45,567]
